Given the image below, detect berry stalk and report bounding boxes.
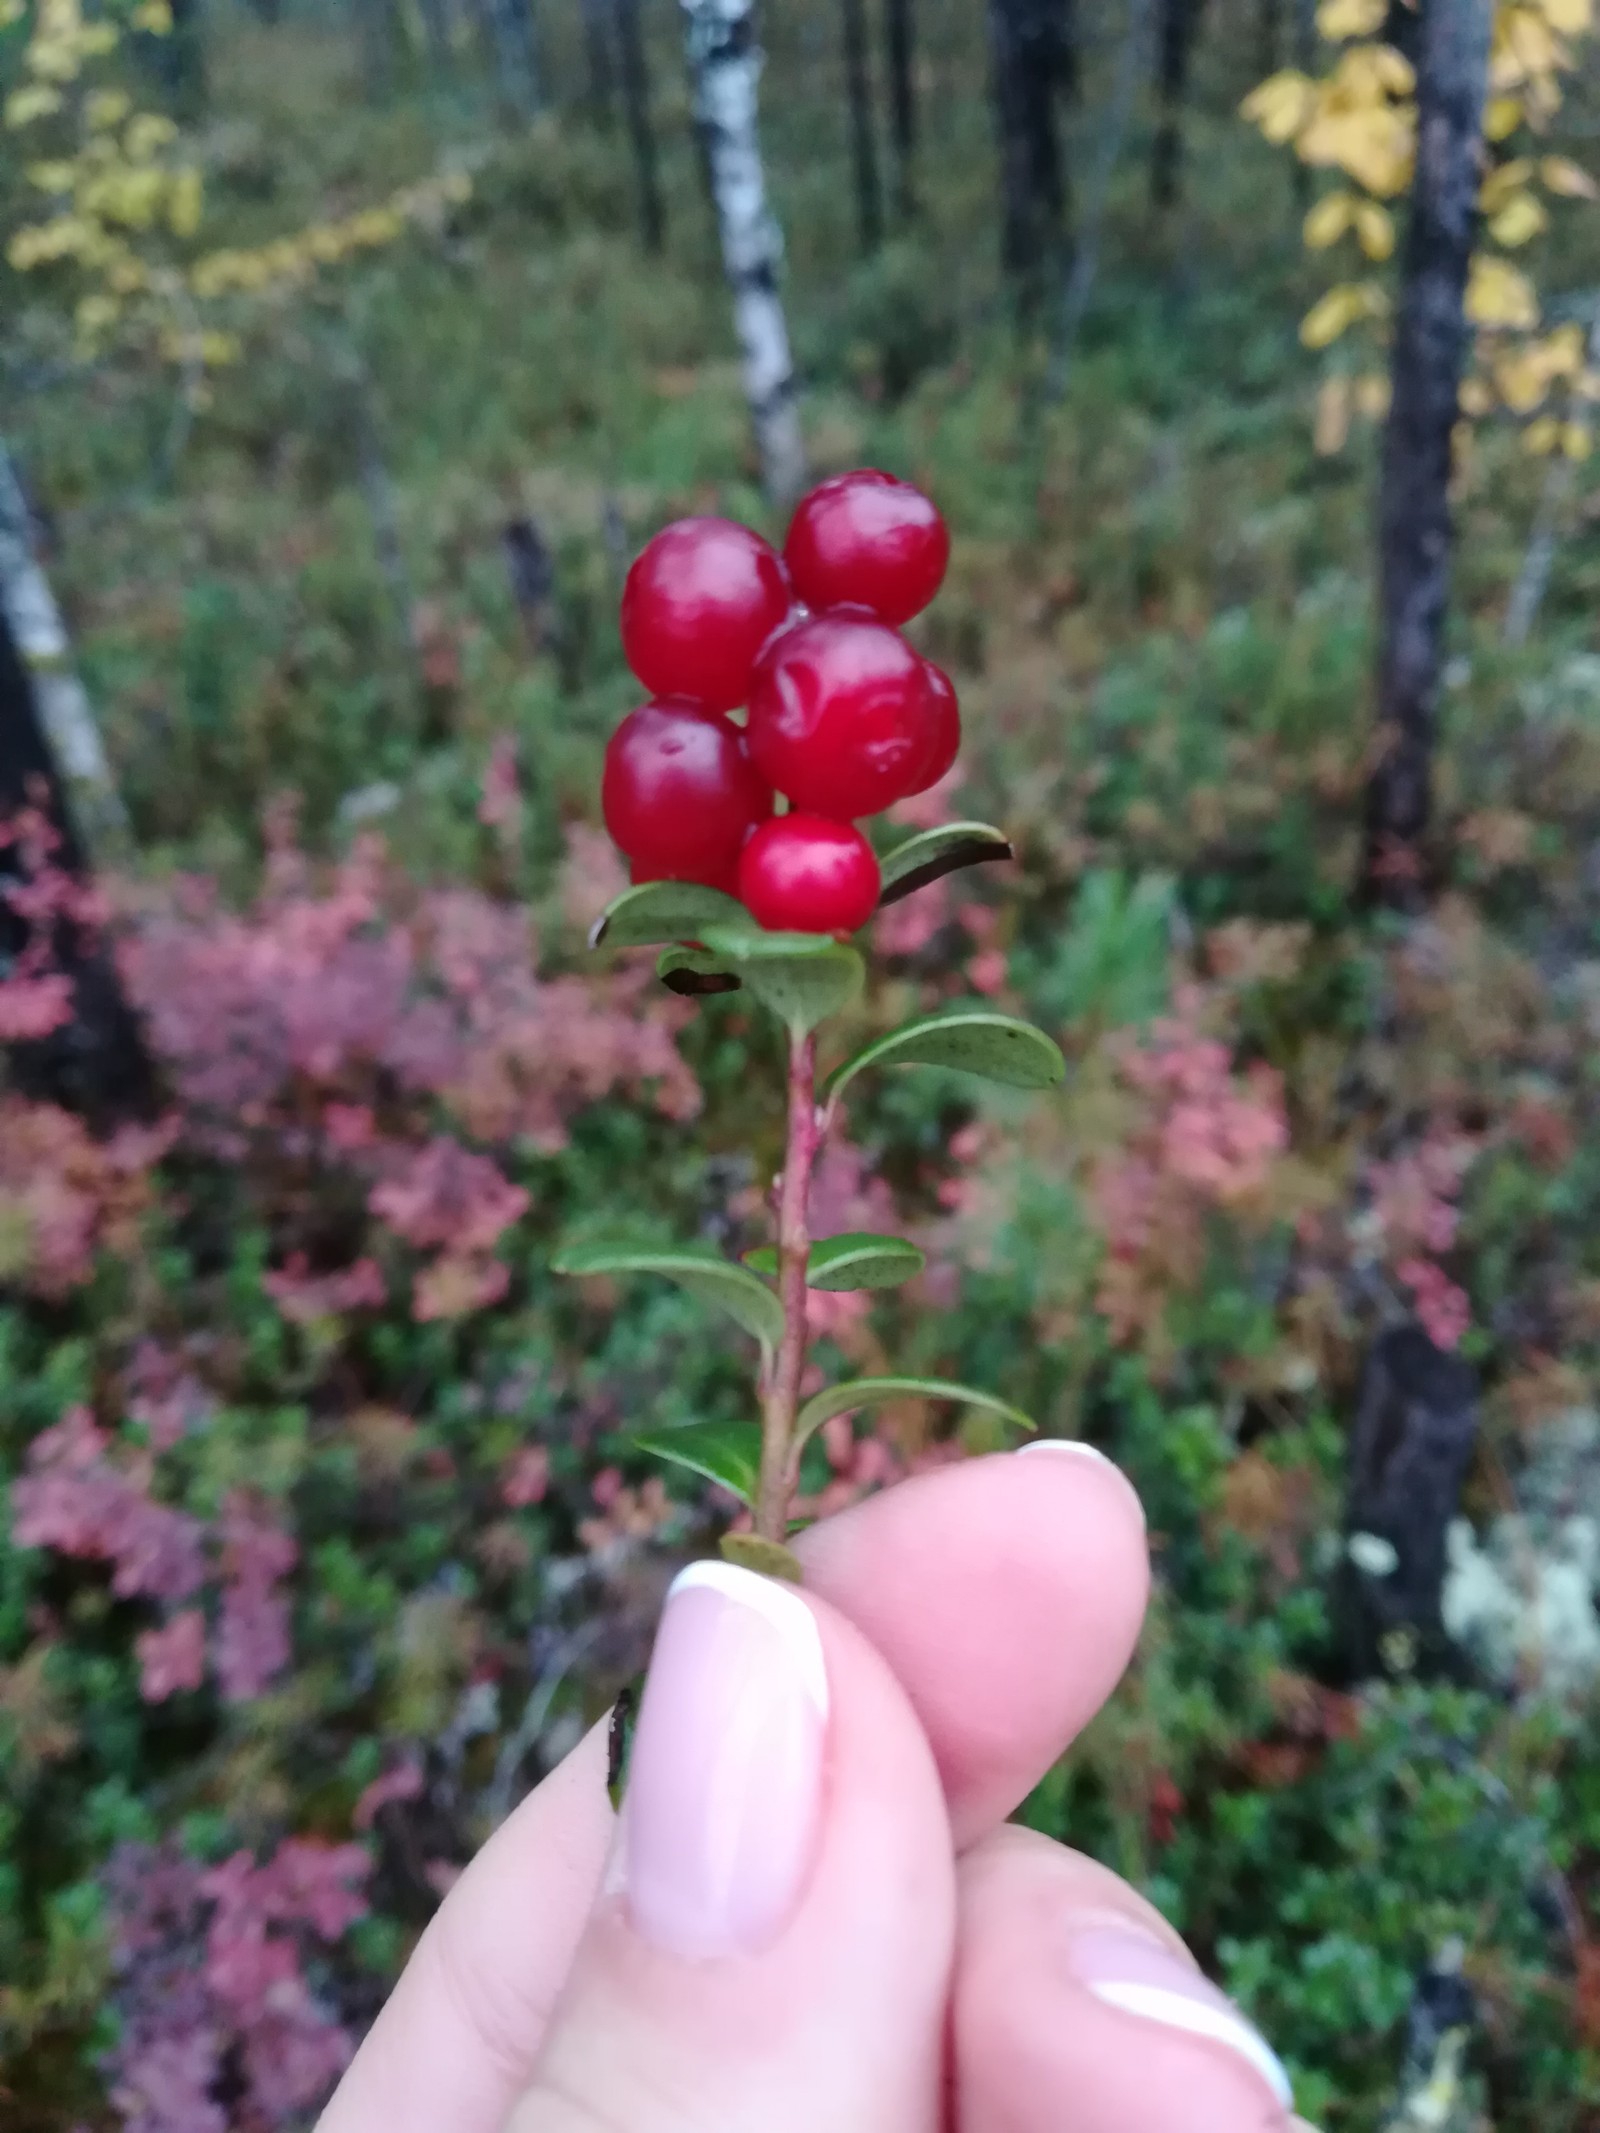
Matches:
[756,1027,820,1541]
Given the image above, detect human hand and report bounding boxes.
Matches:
[319,1445,1317,2133]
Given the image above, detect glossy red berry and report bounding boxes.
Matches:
[904,658,961,794]
[620,518,792,712]
[602,700,771,877]
[746,613,934,819]
[737,815,881,934]
[784,469,950,625]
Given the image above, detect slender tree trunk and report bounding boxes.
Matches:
[1151,0,1206,207]
[1255,0,1281,74]
[988,0,1072,307]
[679,0,807,504]
[615,0,666,252]
[582,0,617,113]
[353,0,401,97]
[841,0,883,252]
[482,0,541,113]
[885,0,916,216]
[0,446,124,852]
[0,605,158,1128]
[1363,0,1492,906]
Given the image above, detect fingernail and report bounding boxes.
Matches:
[1064,1925,1294,2110]
[1018,1438,1146,1529]
[619,1561,828,1959]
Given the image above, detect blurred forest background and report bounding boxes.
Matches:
[6,0,1600,2123]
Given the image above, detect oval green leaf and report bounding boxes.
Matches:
[552,1241,785,1350]
[589,880,747,951]
[877,820,1014,907]
[699,923,865,1037]
[825,1004,1065,1102]
[631,1418,764,1504]
[657,946,742,996]
[793,1374,1038,1454]
[742,1233,925,1290]
[719,1532,805,1581]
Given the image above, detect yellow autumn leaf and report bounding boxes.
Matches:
[1541,154,1598,197]
[85,88,131,130]
[1494,348,1554,411]
[1355,201,1395,258]
[1315,374,1352,455]
[1317,0,1386,36]
[1301,282,1374,348]
[1538,0,1590,32]
[1575,369,1600,402]
[7,212,93,268]
[73,291,120,338]
[124,112,179,161]
[1241,70,1315,143]
[25,159,76,194]
[1304,192,1354,247]
[1564,420,1593,457]
[1481,158,1534,212]
[200,330,241,366]
[130,0,173,29]
[1354,372,1391,419]
[1459,376,1495,417]
[1485,95,1525,138]
[1369,46,1416,94]
[5,84,64,126]
[1489,191,1549,244]
[1525,414,1562,452]
[1466,254,1539,328]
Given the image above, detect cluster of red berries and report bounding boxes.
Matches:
[601,469,956,935]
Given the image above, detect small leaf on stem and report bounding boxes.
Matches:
[631,1418,765,1503]
[876,820,1014,906]
[793,1374,1038,1454]
[699,923,865,1037]
[825,1004,1066,1102]
[553,1241,785,1350]
[745,1232,925,1289]
[718,1532,806,1582]
[589,879,747,950]
[657,946,742,996]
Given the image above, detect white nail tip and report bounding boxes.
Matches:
[1086,1981,1295,2109]
[668,1560,830,1718]
[1015,1439,1146,1525]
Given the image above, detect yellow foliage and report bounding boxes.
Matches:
[1485,94,1526,138]
[1481,157,1534,210]
[1301,281,1383,347]
[1304,192,1355,246]
[1240,70,1316,142]
[1317,0,1387,37]
[1315,374,1353,453]
[1460,376,1495,416]
[86,89,132,131]
[1467,255,1540,328]
[1525,414,1563,451]
[168,168,203,239]
[130,0,174,28]
[6,85,64,127]
[1354,371,1391,418]
[1541,153,1598,195]
[1563,420,1593,456]
[1488,190,1549,243]
[1355,200,1395,257]
[1538,0,1590,32]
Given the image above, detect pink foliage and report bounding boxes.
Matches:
[13,1406,207,1603]
[1364,1128,1476,1347]
[263,1253,388,1323]
[214,1495,297,1703]
[500,1443,551,1508]
[0,1097,172,1298]
[136,1611,208,1702]
[0,801,107,1040]
[353,1758,425,1831]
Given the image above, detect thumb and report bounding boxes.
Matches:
[507,1560,955,2133]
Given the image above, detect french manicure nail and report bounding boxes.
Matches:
[1017,1437,1146,1528]
[620,1561,828,1959]
[1064,1924,1294,2110]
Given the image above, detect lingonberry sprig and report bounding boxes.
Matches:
[556,471,1064,1581]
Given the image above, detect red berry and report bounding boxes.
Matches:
[602,700,771,876]
[620,518,792,712]
[903,658,961,794]
[746,613,934,819]
[737,815,881,934]
[784,469,950,625]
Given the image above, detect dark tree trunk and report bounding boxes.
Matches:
[483,0,541,114]
[1255,0,1281,75]
[502,515,558,654]
[1363,0,1492,906]
[353,0,402,98]
[615,0,666,252]
[1151,0,1206,207]
[582,0,618,114]
[1339,1323,1479,1681]
[884,0,916,216]
[0,608,158,1130]
[841,0,883,252]
[988,0,1072,305]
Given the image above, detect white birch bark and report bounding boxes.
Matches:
[679,0,807,505]
[0,442,125,842]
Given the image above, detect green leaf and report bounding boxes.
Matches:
[656,946,742,996]
[552,1241,785,1349]
[631,1418,764,1504]
[877,820,1014,906]
[589,880,747,950]
[699,923,865,1037]
[825,1003,1065,1102]
[742,1233,925,1289]
[794,1375,1038,1452]
[719,1532,805,1581]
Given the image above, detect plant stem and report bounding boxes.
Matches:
[756,1027,819,1541]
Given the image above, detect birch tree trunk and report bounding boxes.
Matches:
[679,0,807,505]
[0,445,124,852]
[885,0,916,216]
[988,0,1072,307]
[841,0,883,253]
[1363,0,1492,906]
[615,0,666,252]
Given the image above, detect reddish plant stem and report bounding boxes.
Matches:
[756,1028,820,1542]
